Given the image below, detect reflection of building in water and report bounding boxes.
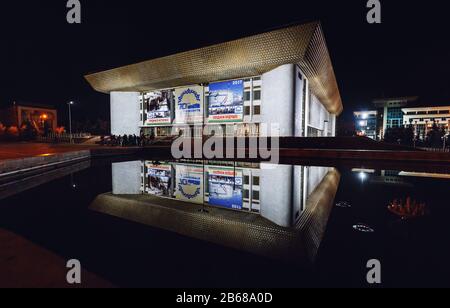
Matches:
[145,163,172,197]
[112,161,142,195]
[398,171,450,180]
[91,161,340,264]
[352,169,413,187]
[139,161,332,227]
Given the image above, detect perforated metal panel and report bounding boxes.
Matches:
[85,22,342,115]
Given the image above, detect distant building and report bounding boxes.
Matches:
[353,97,450,141]
[402,106,450,140]
[373,96,418,139]
[354,110,378,140]
[0,102,58,133]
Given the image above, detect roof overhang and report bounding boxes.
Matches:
[85,21,343,115]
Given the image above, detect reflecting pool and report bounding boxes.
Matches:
[0,158,449,287]
[93,160,339,265]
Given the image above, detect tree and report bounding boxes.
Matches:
[383,126,415,147]
[427,122,443,148]
[20,120,38,140]
[0,122,6,136]
[403,125,414,146]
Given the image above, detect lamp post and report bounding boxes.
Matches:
[444,133,448,152]
[68,101,74,144]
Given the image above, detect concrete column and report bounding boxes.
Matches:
[110,91,141,136]
[294,66,306,137]
[261,64,295,137]
[383,106,388,138]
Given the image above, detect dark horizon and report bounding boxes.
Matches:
[2,0,450,125]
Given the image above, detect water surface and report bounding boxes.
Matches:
[0,158,449,287]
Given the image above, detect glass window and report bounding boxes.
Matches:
[244,91,251,101]
[253,90,261,101]
[254,106,261,115]
[244,176,250,185]
[252,190,260,201]
[244,106,251,116]
[253,176,260,186]
[252,124,260,137]
[243,190,250,199]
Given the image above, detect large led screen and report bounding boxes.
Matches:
[208,80,244,123]
[144,90,173,126]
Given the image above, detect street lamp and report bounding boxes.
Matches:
[68,101,74,144]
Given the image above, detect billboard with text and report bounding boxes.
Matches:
[144,90,173,126]
[174,86,204,124]
[208,80,244,123]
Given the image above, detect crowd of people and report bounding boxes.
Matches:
[99,130,183,147]
[100,132,156,147]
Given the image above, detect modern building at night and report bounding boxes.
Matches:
[402,106,450,140]
[353,97,450,140]
[373,96,418,139]
[0,102,58,133]
[85,22,343,138]
[354,110,378,140]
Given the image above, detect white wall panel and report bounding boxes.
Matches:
[111,92,141,136]
[261,64,295,137]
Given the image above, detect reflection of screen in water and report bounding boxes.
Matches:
[208,171,243,210]
[175,165,204,204]
[147,167,171,197]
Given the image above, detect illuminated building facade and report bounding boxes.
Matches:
[354,110,378,140]
[373,97,417,139]
[402,106,450,140]
[0,102,58,133]
[85,22,343,138]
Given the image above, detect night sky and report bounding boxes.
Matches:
[1,0,450,126]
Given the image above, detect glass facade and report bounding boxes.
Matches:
[386,107,404,128]
[354,111,378,140]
